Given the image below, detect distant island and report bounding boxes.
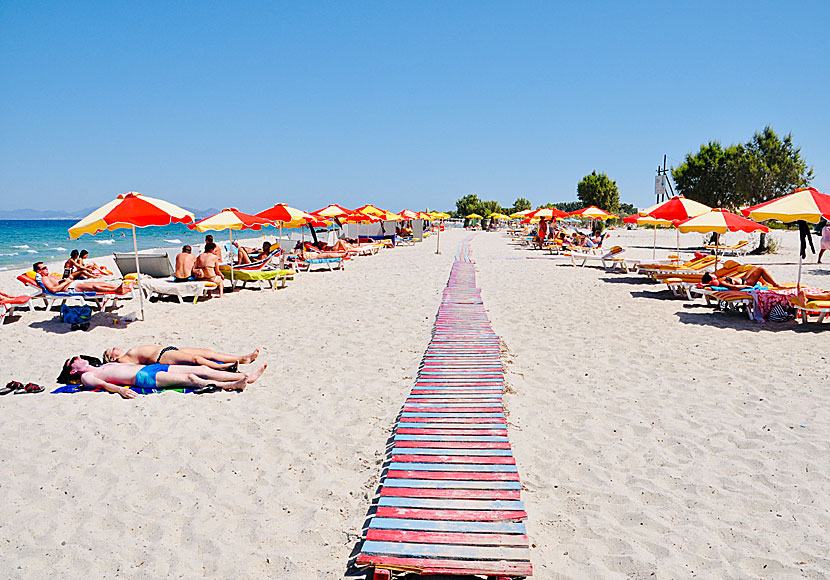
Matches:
[0,207,220,220]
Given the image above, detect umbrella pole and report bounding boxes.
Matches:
[132,226,146,321]
[229,230,234,290]
[676,228,680,260]
[797,252,803,289]
[436,220,441,254]
[653,225,657,259]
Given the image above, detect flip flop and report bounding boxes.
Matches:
[191,384,221,395]
[226,362,238,373]
[14,382,44,394]
[0,381,23,395]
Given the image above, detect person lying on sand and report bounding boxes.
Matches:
[701,266,781,290]
[58,356,267,399]
[103,345,259,370]
[34,262,126,294]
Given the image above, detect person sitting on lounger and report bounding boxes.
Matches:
[78,250,111,277]
[62,250,98,280]
[103,345,260,370]
[701,266,781,290]
[34,262,126,294]
[58,355,268,399]
[174,245,197,281]
[192,243,224,297]
[232,241,273,265]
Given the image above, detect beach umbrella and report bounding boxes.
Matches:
[398,209,420,220]
[569,206,619,220]
[68,191,194,321]
[745,187,830,285]
[354,204,387,217]
[676,208,769,269]
[509,209,534,219]
[429,211,450,219]
[189,208,274,287]
[646,196,712,259]
[313,204,353,219]
[527,207,569,220]
[256,203,322,246]
[466,213,483,219]
[489,212,509,220]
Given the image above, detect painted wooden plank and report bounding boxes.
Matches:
[401,413,505,419]
[380,487,520,500]
[361,540,529,561]
[392,447,513,457]
[386,470,519,481]
[378,497,524,510]
[396,428,508,435]
[387,462,517,472]
[394,440,511,448]
[375,506,528,521]
[382,478,521,490]
[402,407,504,413]
[404,403,503,408]
[410,390,502,395]
[368,517,526,533]
[356,555,532,576]
[366,528,528,546]
[395,434,509,442]
[398,417,506,424]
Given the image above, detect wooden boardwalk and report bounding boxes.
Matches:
[357,237,532,578]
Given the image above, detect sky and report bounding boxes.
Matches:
[1,1,828,214]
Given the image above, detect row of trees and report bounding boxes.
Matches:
[452,171,624,220]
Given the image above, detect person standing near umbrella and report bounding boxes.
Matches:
[818,222,830,263]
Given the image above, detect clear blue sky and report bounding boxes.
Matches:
[2,1,828,213]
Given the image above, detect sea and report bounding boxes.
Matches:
[0,220,308,272]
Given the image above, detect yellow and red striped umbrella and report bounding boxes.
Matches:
[676,208,769,234]
[526,207,568,220]
[398,209,420,220]
[646,196,711,222]
[312,204,353,219]
[744,187,830,223]
[68,191,193,239]
[189,208,274,232]
[256,204,322,228]
[569,206,619,220]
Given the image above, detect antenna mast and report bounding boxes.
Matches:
[655,155,675,203]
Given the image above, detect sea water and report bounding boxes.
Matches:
[0,220,309,272]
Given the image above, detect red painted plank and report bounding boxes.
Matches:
[402,407,504,413]
[391,455,516,465]
[386,470,519,481]
[394,441,511,449]
[357,555,532,576]
[366,528,527,546]
[401,417,506,424]
[380,487,520,500]
[395,429,508,436]
[375,507,528,521]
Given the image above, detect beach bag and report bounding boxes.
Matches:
[60,304,92,325]
[767,302,795,322]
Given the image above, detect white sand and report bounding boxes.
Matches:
[0,227,828,578]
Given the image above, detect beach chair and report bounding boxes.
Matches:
[636,254,715,276]
[296,257,344,271]
[705,240,749,256]
[140,278,218,303]
[570,246,626,269]
[0,294,32,324]
[113,252,175,278]
[788,295,830,323]
[17,270,133,311]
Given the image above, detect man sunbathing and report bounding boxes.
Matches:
[59,356,267,399]
[103,345,259,370]
[701,266,781,290]
[34,262,126,294]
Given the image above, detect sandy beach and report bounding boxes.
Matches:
[1,227,828,578]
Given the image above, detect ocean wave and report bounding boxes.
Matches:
[0,252,18,256]
[95,240,115,245]
[25,249,38,253]
[13,245,29,249]
[55,247,68,251]
[165,239,183,244]
[0,267,7,271]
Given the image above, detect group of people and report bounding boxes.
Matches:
[62,249,111,280]
[534,219,603,250]
[172,235,278,298]
[58,344,267,399]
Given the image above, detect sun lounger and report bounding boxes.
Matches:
[140,278,218,303]
[217,266,296,290]
[639,255,718,278]
[788,296,830,323]
[570,246,626,269]
[0,294,33,324]
[705,240,749,256]
[296,257,344,271]
[17,271,133,311]
[113,252,175,278]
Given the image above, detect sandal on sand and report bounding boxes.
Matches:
[192,384,221,395]
[0,381,24,395]
[226,362,238,373]
[15,382,44,394]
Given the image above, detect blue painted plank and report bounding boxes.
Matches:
[383,479,521,490]
[361,540,529,561]
[392,448,514,457]
[378,497,525,511]
[388,462,518,472]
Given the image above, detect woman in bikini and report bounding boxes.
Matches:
[103,345,260,370]
[702,266,781,290]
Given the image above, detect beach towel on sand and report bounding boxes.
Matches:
[51,385,196,395]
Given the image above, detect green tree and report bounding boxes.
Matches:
[454,194,481,219]
[619,202,637,216]
[671,141,743,208]
[737,126,813,205]
[545,201,582,213]
[576,171,620,215]
[510,197,531,214]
